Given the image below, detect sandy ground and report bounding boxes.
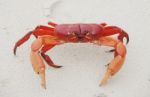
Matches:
[0,0,150,97]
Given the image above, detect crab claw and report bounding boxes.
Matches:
[39,67,46,89]
[99,37,126,86]
[99,70,111,86]
[31,51,46,89]
[30,37,46,89]
[30,35,60,89]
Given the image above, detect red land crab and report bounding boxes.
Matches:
[14,22,129,89]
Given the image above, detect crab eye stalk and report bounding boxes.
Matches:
[85,32,92,40]
[67,32,78,42]
[68,32,77,36]
[71,32,77,36]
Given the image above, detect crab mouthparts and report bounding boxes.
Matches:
[77,35,87,42]
[78,35,84,38]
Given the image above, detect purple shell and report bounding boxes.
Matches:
[80,24,102,35]
[55,24,103,36]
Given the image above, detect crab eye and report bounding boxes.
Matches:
[85,32,91,35]
[71,32,76,36]
[68,32,77,36]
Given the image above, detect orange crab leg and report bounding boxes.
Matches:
[31,35,60,89]
[101,26,129,44]
[31,37,46,88]
[98,37,126,86]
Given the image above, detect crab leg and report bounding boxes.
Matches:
[14,25,59,67]
[13,25,54,55]
[48,21,58,27]
[41,44,62,68]
[14,25,60,68]
[31,35,60,89]
[101,26,129,44]
[35,25,55,31]
[14,31,33,55]
[99,37,126,86]
[31,37,46,89]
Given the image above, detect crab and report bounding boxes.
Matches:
[14,22,129,89]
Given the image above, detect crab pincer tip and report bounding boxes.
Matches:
[99,80,107,87]
[99,70,111,86]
